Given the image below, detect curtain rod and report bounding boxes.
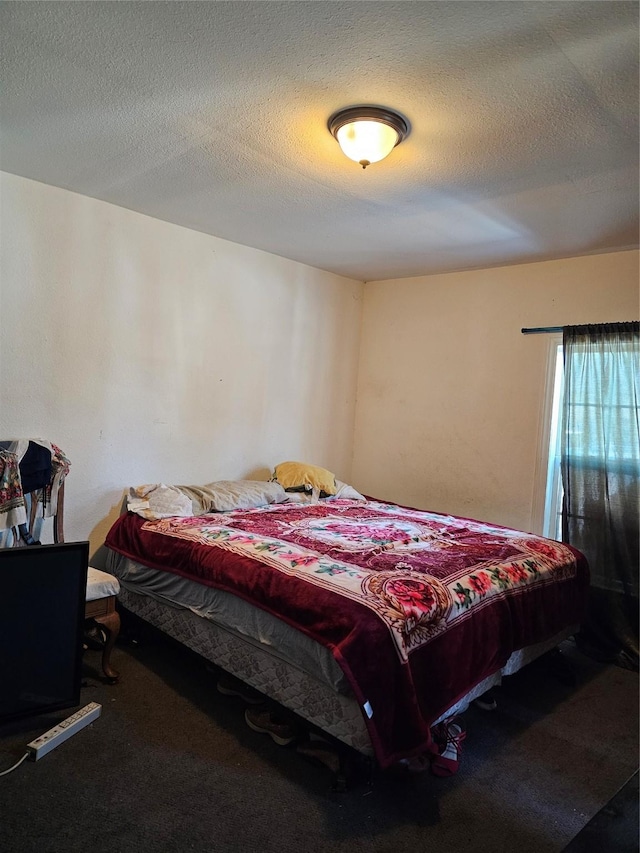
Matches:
[521,326,563,335]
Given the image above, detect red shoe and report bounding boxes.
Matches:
[430,718,466,777]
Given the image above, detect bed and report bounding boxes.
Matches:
[104,477,589,771]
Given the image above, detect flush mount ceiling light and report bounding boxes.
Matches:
[328,105,409,169]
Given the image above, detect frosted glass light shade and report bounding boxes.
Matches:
[328,106,409,169]
[336,121,399,167]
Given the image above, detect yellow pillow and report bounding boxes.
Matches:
[273,461,337,496]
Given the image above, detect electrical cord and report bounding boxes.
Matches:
[0,752,29,777]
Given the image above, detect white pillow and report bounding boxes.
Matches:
[329,480,366,501]
[284,480,366,503]
[127,484,194,519]
[283,491,314,505]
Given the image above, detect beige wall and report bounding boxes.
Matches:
[0,172,364,557]
[2,170,637,556]
[352,250,639,532]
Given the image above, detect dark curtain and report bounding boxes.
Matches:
[561,322,639,670]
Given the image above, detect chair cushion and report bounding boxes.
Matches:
[86,567,120,601]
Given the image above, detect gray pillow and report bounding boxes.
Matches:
[184,480,287,513]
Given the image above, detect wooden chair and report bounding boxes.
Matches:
[11,482,121,682]
[85,567,121,683]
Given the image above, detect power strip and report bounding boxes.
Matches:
[26,702,102,761]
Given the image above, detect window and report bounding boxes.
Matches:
[543,342,564,541]
[541,333,639,544]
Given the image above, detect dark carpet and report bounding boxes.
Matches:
[1,624,637,853]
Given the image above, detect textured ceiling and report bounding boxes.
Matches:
[1,1,638,281]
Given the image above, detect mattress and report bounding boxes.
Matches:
[107,549,578,759]
[107,551,350,693]
[106,497,589,766]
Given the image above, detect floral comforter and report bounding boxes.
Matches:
[105,498,589,767]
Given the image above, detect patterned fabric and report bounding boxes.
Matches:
[0,450,26,530]
[141,501,579,662]
[106,499,589,767]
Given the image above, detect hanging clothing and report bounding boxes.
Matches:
[19,441,52,494]
[0,439,70,533]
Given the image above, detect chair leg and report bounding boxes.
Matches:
[93,610,121,683]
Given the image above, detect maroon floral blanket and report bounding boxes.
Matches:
[105,498,589,767]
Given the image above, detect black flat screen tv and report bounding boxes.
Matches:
[0,541,89,724]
